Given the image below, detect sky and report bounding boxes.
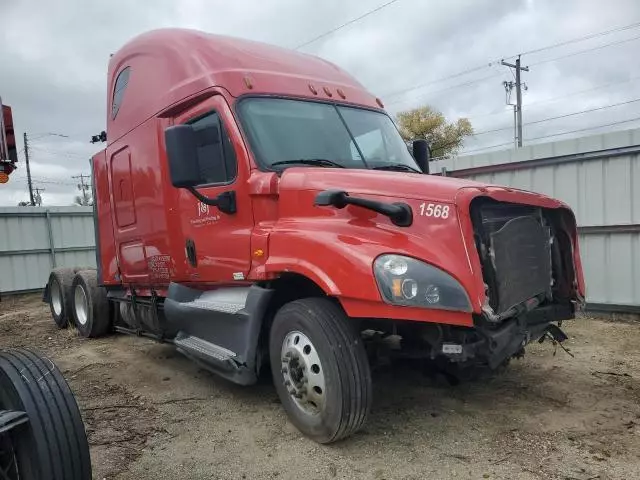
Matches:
[2,0,640,206]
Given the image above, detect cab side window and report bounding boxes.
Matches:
[111,67,131,119]
[189,111,238,185]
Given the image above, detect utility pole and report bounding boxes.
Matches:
[501,55,529,147]
[72,173,91,205]
[33,186,45,206]
[23,132,35,205]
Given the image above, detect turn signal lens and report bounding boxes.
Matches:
[391,278,402,297]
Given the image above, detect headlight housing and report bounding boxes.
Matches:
[374,254,472,312]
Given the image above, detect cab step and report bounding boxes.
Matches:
[174,333,237,362]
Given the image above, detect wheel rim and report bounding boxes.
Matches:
[280,331,326,415]
[0,393,23,480]
[50,279,62,317]
[74,285,89,326]
[0,433,20,479]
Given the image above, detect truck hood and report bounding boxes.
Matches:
[278,167,478,203]
[275,167,567,209]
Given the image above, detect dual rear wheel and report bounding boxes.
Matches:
[46,268,111,338]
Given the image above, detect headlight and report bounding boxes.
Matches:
[374,254,472,312]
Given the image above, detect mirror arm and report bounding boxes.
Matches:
[185,187,237,214]
[186,186,217,206]
[315,190,412,227]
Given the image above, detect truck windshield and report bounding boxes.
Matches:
[237,98,420,172]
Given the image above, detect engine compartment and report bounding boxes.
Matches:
[470,198,578,322]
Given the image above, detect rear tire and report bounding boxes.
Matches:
[71,270,111,338]
[269,298,372,443]
[0,348,92,479]
[47,268,76,328]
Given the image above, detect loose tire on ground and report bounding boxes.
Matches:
[71,270,111,338]
[269,297,372,443]
[47,268,76,328]
[0,348,92,479]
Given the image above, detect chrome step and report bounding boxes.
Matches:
[174,333,237,362]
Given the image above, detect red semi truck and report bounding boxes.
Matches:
[44,28,585,443]
[0,98,18,183]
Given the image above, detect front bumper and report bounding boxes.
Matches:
[441,303,574,369]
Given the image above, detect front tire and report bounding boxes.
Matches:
[71,270,111,338]
[0,349,92,479]
[269,298,372,443]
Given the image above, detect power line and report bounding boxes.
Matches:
[466,75,640,121]
[386,72,504,107]
[512,20,640,57]
[456,115,640,157]
[382,20,640,103]
[30,146,88,159]
[383,63,500,99]
[294,0,402,50]
[530,32,640,66]
[12,176,77,186]
[473,97,640,136]
[526,115,640,142]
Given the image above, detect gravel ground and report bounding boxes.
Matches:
[0,293,639,480]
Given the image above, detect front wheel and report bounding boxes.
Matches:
[269,298,372,443]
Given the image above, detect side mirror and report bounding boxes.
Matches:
[164,123,236,214]
[165,124,220,188]
[412,139,431,174]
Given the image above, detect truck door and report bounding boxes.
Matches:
[172,94,254,284]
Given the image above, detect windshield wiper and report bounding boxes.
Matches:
[271,159,345,168]
[370,163,421,173]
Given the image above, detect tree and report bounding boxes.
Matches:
[396,106,473,159]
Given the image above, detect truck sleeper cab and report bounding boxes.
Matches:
[43,28,585,444]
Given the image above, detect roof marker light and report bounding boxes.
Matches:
[244,76,254,89]
[337,88,346,99]
[323,86,333,97]
[308,83,318,95]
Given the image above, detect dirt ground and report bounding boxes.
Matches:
[0,294,638,480]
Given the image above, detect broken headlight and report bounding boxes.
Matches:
[374,254,472,312]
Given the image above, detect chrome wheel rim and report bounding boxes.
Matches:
[280,331,326,415]
[51,279,62,316]
[74,285,89,326]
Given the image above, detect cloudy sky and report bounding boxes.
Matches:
[2,0,640,206]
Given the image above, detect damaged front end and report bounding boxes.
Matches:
[441,198,581,368]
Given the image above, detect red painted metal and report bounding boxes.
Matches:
[91,28,584,328]
[1,102,17,178]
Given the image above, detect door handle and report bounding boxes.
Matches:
[185,238,197,267]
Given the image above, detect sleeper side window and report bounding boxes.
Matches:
[111,67,131,119]
[188,111,238,185]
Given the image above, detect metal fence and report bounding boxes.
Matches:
[433,127,640,313]
[0,207,96,294]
